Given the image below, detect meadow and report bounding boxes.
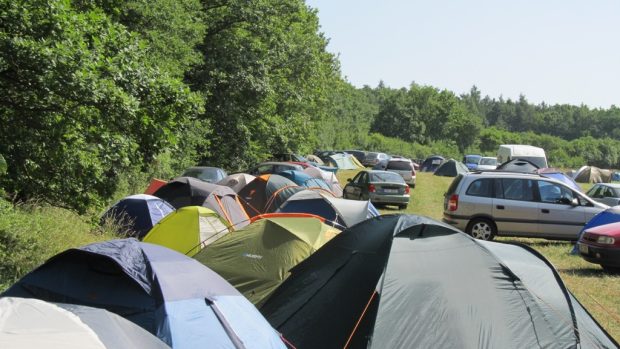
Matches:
[337,169,620,340]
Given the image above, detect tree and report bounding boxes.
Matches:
[0,0,203,211]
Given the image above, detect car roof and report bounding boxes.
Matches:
[185,166,221,170]
[462,171,578,188]
[592,183,620,188]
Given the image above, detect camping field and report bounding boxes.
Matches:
[337,169,620,341]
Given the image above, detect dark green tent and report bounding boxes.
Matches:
[433,159,469,177]
[260,215,617,349]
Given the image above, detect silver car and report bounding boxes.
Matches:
[442,172,608,240]
[385,158,416,187]
[585,183,620,206]
[343,170,410,209]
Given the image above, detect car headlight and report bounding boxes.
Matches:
[596,236,615,244]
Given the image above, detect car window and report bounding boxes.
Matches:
[446,175,463,195]
[586,185,600,198]
[466,179,494,197]
[257,165,272,174]
[603,187,615,198]
[538,181,575,204]
[371,172,404,183]
[501,178,535,201]
[352,172,364,184]
[386,161,412,171]
[480,158,497,166]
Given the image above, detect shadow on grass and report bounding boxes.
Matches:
[497,238,574,248]
[556,267,609,277]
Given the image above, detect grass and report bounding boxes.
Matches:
[337,169,620,341]
[0,200,116,291]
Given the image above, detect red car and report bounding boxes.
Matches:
[577,221,620,272]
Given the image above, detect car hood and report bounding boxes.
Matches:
[585,221,620,238]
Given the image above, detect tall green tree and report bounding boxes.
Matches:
[0,0,203,211]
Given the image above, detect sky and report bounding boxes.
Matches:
[305,0,620,108]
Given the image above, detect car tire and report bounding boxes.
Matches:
[466,218,497,241]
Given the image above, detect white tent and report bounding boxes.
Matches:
[217,173,256,193]
[303,166,343,197]
[0,297,169,349]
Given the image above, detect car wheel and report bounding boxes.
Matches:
[467,218,496,241]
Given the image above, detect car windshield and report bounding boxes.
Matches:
[464,155,481,164]
[182,168,220,182]
[480,158,497,166]
[386,161,412,171]
[365,152,379,159]
[371,172,404,183]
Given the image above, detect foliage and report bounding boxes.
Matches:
[0,0,203,212]
[0,199,114,291]
[188,0,340,170]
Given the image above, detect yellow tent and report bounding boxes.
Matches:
[143,206,231,257]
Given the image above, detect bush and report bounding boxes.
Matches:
[0,200,115,291]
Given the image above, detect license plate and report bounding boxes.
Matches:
[578,244,588,254]
[384,189,398,194]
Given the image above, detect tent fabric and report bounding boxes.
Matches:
[276,170,334,194]
[305,155,324,165]
[574,166,613,183]
[100,194,174,239]
[496,158,540,173]
[217,173,256,193]
[0,297,169,349]
[237,174,302,216]
[276,190,379,228]
[144,179,168,195]
[329,153,363,170]
[142,206,231,257]
[433,159,469,177]
[420,156,445,172]
[536,168,582,192]
[154,177,250,230]
[260,215,617,349]
[194,216,340,306]
[303,166,343,197]
[2,239,286,349]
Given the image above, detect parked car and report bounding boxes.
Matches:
[385,158,416,187]
[270,153,308,162]
[363,152,391,167]
[343,170,410,209]
[442,172,608,240]
[181,167,227,183]
[577,221,620,272]
[476,157,498,170]
[247,162,303,176]
[585,183,620,206]
[463,154,482,170]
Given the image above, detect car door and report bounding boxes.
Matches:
[344,172,365,199]
[536,180,586,239]
[493,178,539,235]
[600,186,620,206]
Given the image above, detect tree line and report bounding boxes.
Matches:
[1,0,619,212]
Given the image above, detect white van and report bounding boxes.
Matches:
[497,145,548,168]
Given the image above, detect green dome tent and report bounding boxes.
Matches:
[142,206,230,257]
[433,159,469,177]
[194,216,339,306]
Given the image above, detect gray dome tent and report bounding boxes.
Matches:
[433,159,469,177]
[261,215,617,349]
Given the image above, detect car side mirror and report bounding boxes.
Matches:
[347,178,352,182]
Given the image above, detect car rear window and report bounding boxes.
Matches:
[371,172,404,183]
[446,174,464,195]
[386,161,412,171]
[466,179,494,197]
[366,152,379,159]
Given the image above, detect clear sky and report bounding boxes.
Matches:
[305,0,620,108]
